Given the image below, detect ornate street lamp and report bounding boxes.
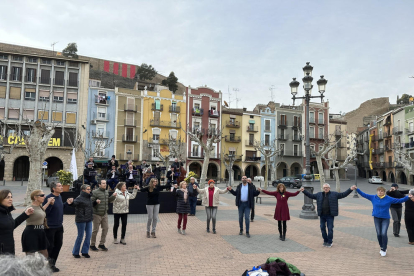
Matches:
[290,62,328,219]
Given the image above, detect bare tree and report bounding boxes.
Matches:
[222,145,242,187]
[155,137,185,168]
[254,139,282,189]
[394,142,413,185]
[185,125,222,188]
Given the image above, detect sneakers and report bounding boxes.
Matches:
[73,254,80,258]
[90,245,99,251]
[246,232,251,238]
[394,234,400,237]
[147,232,151,238]
[151,232,156,238]
[178,228,182,234]
[81,254,90,258]
[212,229,216,234]
[120,239,126,245]
[239,230,243,235]
[206,228,210,233]
[380,250,387,257]
[326,243,333,248]
[98,245,108,251]
[181,230,186,235]
[50,266,60,273]
[281,235,286,241]
[323,242,328,247]
[113,238,119,244]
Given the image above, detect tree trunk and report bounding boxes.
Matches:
[315,155,326,191]
[200,154,210,189]
[264,157,269,189]
[334,169,341,192]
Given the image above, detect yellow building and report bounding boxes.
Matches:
[221,108,244,182]
[328,118,347,179]
[241,108,261,178]
[141,85,186,164]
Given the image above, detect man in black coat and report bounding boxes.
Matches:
[228,176,260,238]
[84,162,98,190]
[153,162,162,184]
[302,183,356,247]
[387,183,410,237]
[108,155,119,168]
[106,165,120,190]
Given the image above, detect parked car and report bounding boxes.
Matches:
[253,176,264,181]
[272,176,302,189]
[368,176,383,184]
[46,173,59,187]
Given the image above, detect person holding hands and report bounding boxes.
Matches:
[173,181,195,235]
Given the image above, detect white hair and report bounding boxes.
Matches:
[323,183,330,187]
[409,189,414,196]
[190,177,195,180]
[0,254,52,276]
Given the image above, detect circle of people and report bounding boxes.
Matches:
[1,171,414,274]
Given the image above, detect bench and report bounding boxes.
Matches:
[256,195,273,204]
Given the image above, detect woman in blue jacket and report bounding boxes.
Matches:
[357,186,409,257]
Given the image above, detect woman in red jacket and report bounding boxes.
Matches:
[258,184,302,241]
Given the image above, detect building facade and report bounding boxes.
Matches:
[259,106,276,180]
[0,51,88,181]
[241,108,261,179]
[328,118,347,179]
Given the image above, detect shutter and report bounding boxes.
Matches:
[0,108,4,119]
[229,147,236,151]
[52,111,63,122]
[67,92,77,99]
[229,114,236,119]
[229,130,236,134]
[66,112,76,124]
[154,111,160,122]
[9,87,21,99]
[39,90,50,97]
[25,88,36,93]
[23,110,34,120]
[153,128,160,135]
[249,120,255,124]
[0,86,6,98]
[155,100,160,110]
[54,91,64,97]
[38,110,49,120]
[8,109,19,119]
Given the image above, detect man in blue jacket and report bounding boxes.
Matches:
[302,183,356,247]
[228,176,260,238]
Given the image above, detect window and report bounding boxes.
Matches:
[0,54,8,60]
[26,68,36,82]
[8,109,19,120]
[249,123,254,131]
[249,133,254,144]
[98,107,106,119]
[0,65,7,80]
[318,112,324,124]
[96,124,105,136]
[27,57,37,63]
[66,112,76,124]
[250,115,254,119]
[126,127,134,140]
[95,141,105,157]
[53,91,64,102]
[0,108,4,119]
[38,110,49,121]
[56,60,65,66]
[153,128,160,142]
[54,71,64,85]
[194,103,200,109]
[7,129,16,137]
[23,110,33,120]
[265,120,270,131]
[126,97,134,110]
[171,113,177,127]
[0,85,6,98]
[52,111,63,122]
[126,111,134,125]
[169,130,178,140]
[410,122,414,132]
[67,92,77,103]
[152,146,160,158]
[42,59,51,64]
[230,132,235,140]
[230,118,235,124]
[280,115,286,125]
[229,150,236,156]
[13,56,23,61]
[11,67,22,81]
[40,70,50,84]
[294,145,299,156]
[39,90,50,101]
[309,112,315,123]
[318,127,324,139]
[171,102,177,112]
[9,87,21,100]
[25,90,36,100]
[154,99,161,110]
[69,61,78,67]
[89,80,101,88]
[310,126,315,138]
[68,72,78,86]
[294,116,301,127]
[192,144,199,156]
[265,134,270,146]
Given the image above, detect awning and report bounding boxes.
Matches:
[249,120,255,124]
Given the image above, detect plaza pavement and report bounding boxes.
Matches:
[6,177,414,276]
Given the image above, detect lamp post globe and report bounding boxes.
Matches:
[289,78,300,97]
[317,75,328,94]
[302,62,313,76]
[302,73,313,91]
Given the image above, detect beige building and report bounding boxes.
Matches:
[328,118,348,179]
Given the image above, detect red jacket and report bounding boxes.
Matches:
[261,190,300,221]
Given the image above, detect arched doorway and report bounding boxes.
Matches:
[398,171,407,184]
[225,165,242,181]
[368,170,372,178]
[276,162,288,179]
[13,156,30,181]
[261,165,271,180]
[388,171,395,183]
[207,163,218,180]
[382,171,387,181]
[310,161,319,174]
[0,159,4,180]
[45,157,63,177]
[245,165,258,178]
[374,171,379,176]
[290,162,302,176]
[188,162,202,179]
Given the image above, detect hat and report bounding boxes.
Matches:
[391,183,398,188]
[208,179,215,184]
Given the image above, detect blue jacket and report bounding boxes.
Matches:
[357,188,409,219]
[229,183,260,208]
[303,188,352,217]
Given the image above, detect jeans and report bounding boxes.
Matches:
[205,206,218,230]
[320,215,334,244]
[178,214,188,230]
[146,204,160,233]
[113,214,128,239]
[91,214,108,246]
[189,197,197,215]
[238,201,251,233]
[84,179,98,190]
[72,221,92,255]
[107,179,119,190]
[45,227,64,265]
[390,207,402,235]
[374,217,390,251]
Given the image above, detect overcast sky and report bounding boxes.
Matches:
[1,0,413,113]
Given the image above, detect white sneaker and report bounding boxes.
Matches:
[380,250,387,257]
[177,229,182,234]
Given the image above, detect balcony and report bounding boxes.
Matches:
[124,119,137,127]
[393,126,403,135]
[151,103,163,111]
[405,128,414,135]
[67,80,78,87]
[245,140,255,147]
[374,148,384,155]
[10,74,22,82]
[91,112,110,123]
[150,120,181,128]
[281,150,303,157]
[122,134,138,143]
[247,126,258,132]
[208,110,220,118]
[92,130,109,138]
[226,120,240,128]
[245,156,261,162]
[192,108,203,116]
[54,78,65,86]
[292,123,301,130]
[278,120,288,128]
[384,162,394,168]
[224,154,243,162]
[385,145,393,151]
[169,105,180,113]
[118,153,139,161]
[383,132,392,139]
[94,95,108,105]
[377,133,383,141]
[278,134,289,141]
[224,135,241,143]
[39,77,50,85]
[292,135,302,142]
[124,104,137,112]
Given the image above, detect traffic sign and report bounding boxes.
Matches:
[42,166,47,169]
[42,161,48,166]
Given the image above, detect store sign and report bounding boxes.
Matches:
[1,136,61,147]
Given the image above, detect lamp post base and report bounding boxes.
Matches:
[299,181,318,219]
[353,190,359,198]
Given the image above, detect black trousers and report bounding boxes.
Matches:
[45,226,64,265]
[405,214,414,243]
[250,206,255,221]
[278,220,287,236]
[113,214,128,239]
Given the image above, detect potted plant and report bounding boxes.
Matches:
[184,171,199,184]
[56,170,73,192]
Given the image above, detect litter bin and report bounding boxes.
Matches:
[314,174,320,180]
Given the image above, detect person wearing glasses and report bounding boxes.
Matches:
[302,183,356,247]
[21,190,54,258]
[72,184,95,258]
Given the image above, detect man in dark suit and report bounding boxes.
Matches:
[83,162,97,190]
[228,175,260,238]
[108,155,119,168]
[106,165,119,190]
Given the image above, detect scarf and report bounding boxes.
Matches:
[378,195,385,199]
[180,188,188,203]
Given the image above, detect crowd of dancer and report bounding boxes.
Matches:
[1,169,414,274]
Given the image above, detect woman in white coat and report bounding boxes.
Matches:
[194,179,228,234]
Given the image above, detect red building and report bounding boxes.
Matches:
[186,86,222,181]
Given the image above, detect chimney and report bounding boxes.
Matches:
[243,108,247,112]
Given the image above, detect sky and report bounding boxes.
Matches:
[1,0,413,114]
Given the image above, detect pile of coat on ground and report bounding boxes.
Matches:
[242,257,305,276]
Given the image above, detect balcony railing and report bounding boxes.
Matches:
[150,120,181,128]
[169,105,180,113]
[67,80,78,87]
[245,140,255,147]
[374,148,384,155]
[405,128,414,135]
[383,132,392,139]
[39,77,50,84]
[188,127,218,137]
[151,103,163,111]
[278,134,289,141]
[208,110,220,118]
[384,162,394,168]
[189,151,203,158]
[192,108,203,116]
[245,156,261,162]
[224,135,241,143]
[292,135,302,142]
[94,95,108,105]
[226,120,240,128]
[92,112,110,122]
[393,126,403,135]
[92,130,109,138]
[278,120,288,128]
[385,145,393,151]
[122,134,138,143]
[124,119,137,126]
[247,126,258,132]
[124,104,137,112]
[292,123,301,129]
[281,150,303,157]
[224,154,243,162]
[118,153,139,161]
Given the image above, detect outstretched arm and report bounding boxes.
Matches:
[261,190,278,197]
[337,188,353,199]
[285,190,301,198]
[218,188,229,194]
[356,188,374,201]
[389,196,409,204]
[303,189,317,200]
[228,187,237,196]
